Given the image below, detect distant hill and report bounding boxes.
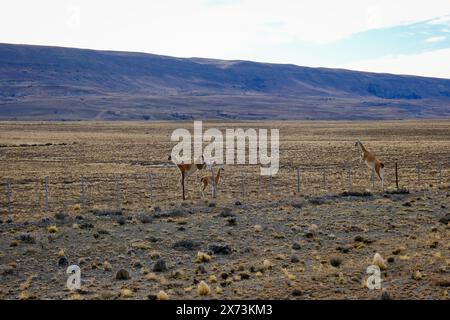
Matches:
[1,43,450,120]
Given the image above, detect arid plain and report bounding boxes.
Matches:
[0,121,449,299]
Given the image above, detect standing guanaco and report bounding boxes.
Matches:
[355,140,385,190]
[168,154,206,200]
[200,166,224,197]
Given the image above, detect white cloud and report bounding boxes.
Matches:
[428,14,450,25]
[1,0,450,77]
[344,48,450,79]
[425,36,446,42]
[2,0,450,51]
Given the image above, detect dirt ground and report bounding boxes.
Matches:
[0,120,449,300]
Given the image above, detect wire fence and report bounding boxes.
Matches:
[1,161,448,216]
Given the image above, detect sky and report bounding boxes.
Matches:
[1,0,450,78]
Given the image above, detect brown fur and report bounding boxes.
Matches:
[168,154,206,199]
[355,140,385,183]
[200,167,224,196]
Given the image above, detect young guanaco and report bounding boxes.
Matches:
[200,166,224,197]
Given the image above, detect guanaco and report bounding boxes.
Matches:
[355,140,385,189]
[168,154,206,200]
[200,166,224,197]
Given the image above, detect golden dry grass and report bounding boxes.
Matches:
[0,120,449,216]
[0,121,449,300]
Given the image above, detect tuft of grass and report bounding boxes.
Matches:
[120,288,133,298]
[197,281,211,296]
[103,261,112,271]
[48,225,58,233]
[131,241,152,251]
[156,290,169,300]
[195,251,212,263]
[338,272,345,285]
[19,291,29,300]
[272,232,285,239]
[282,268,296,281]
[58,249,65,258]
[263,259,273,270]
[254,224,262,233]
[208,275,217,283]
[412,270,423,280]
[149,251,161,259]
[372,253,387,270]
[145,272,157,281]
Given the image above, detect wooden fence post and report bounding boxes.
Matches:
[416,165,421,185]
[439,164,442,184]
[115,174,121,211]
[347,164,352,192]
[5,180,12,215]
[322,168,327,191]
[44,176,49,211]
[240,170,245,198]
[258,173,262,198]
[148,172,154,200]
[296,166,301,193]
[269,168,273,194]
[395,162,399,190]
[80,176,86,209]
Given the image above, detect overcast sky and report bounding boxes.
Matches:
[1,0,450,78]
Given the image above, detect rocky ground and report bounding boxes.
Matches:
[1,187,449,300]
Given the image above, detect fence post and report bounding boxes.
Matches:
[258,173,262,198]
[269,168,273,194]
[322,168,327,191]
[347,164,352,192]
[296,166,301,193]
[148,172,154,200]
[395,162,399,190]
[44,176,49,211]
[416,165,421,185]
[80,176,86,209]
[240,170,245,198]
[439,164,442,184]
[115,174,121,211]
[5,180,12,215]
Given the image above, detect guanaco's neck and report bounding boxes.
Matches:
[357,141,368,154]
